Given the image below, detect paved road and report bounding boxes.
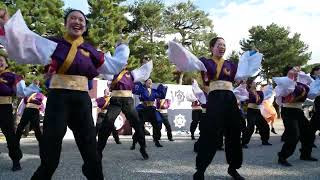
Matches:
[1,120,320,180]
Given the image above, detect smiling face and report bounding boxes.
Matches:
[211,38,226,58]
[65,11,87,39]
[0,56,8,72]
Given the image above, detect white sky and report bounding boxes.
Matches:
[64,0,319,64]
[209,0,320,64]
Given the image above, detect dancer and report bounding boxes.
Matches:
[241,79,272,148]
[97,61,153,160]
[0,51,22,171]
[95,88,121,144]
[0,9,128,179]
[131,78,167,149]
[156,98,174,141]
[16,79,46,144]
[274,66,317,167]
[168,38,263,180]
[309,66,320,147]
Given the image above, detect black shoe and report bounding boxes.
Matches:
[271,128,277,134]
[115,140,122,144]
[155,141,163,147]
[191,135,196,140]
[11,161,22,171]
[140,148,149,160]
[130,144,136,150]
[300,156,318,161]
[193,171,204,180]
[227,167,245,180]
[262,141,272,146]
[216,147,224,151]
[242,144,248,149]
[312,144,317,148]
[168,138,174,141]
[278,157,292,167]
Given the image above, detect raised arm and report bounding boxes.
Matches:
[262,85,274,100]
[97,44,129,75]
[131,60,153,83]
[154,84,168,99]
[167,41,207,72]
[308,78,320,100]
[16,80,41,97]
[235,50,263,81]
[0,10,57,65]
[132,81,144,95]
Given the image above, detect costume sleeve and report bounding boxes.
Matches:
[155,84,167,99]
[235,50,263,80]
[16,80,41,97]
[308,78,320,99]
[192,80,207,104]
[97,44,129,75]
[132,82,144,95]
[297,71,314,85]
[131,60,153,83]
[16,99,26,116]
[233,84,249,102]
[167,41,207,72]
[262,85,274,100]
[0,10,57,65]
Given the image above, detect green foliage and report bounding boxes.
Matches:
[87,0,128,51]
[302,63,320,74]
[128,0,165,43]
[162,0,215,84]
[1,0,64,36]
[240,23,311,80]
[0,0,64,89]
[227,50,240,64]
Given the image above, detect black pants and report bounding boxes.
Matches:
[190,109,202,136]
[242,108,270,145]
[196,90,243,173]
[97,97,146,154]
[133,107,161,142]
[16,108,42,143]
[0,104,22,162]
[32,89,103,180]
[159,113,173,140]
[311,96,320,143]
[278,107,313,159]
[96,112,119,142]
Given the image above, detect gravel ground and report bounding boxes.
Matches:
[1,120,320,180]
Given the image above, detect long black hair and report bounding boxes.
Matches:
[64,9,89,36]
[282,65,294,76]
[310,65,320,79]
[209,37,224,48]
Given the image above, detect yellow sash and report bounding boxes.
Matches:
[27,93,37,103]
[57,34,84,74]
[102,96,111,109]
[159,99,165,109]
[0,70,9,83]
[212,57,225,80]
[111,69,128,88]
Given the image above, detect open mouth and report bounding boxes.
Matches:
[219,50,225,54]
[72,25,82,32]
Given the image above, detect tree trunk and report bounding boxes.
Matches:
[178,72,184,85]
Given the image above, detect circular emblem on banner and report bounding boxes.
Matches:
[173,114,186,128]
